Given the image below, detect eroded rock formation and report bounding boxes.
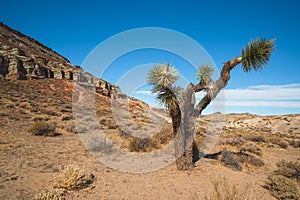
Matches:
[0,22,121,98]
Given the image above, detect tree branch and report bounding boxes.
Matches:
[191,82,208,93]
[195,57,242,116]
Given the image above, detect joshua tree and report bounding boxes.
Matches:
[147,38,275,170]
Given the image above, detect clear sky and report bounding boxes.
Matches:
[1,0,300,115]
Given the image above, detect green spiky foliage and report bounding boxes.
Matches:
[147,63,180,110]
[156,86,183,110]
[242,38,275,72]
[147,63,178,88]
[196,64,214,83]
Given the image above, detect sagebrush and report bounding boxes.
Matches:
[34,189,65,200]
[54,166,92,190]
[29,121,55,136]
[265,174,300,200]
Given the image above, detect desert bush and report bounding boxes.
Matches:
[104,119,118,129]
[6,103,14,108]
[62,121,76,133]
[221,150,243,171]
[240,143,262,156]
[278,141,289,149]
[152,125,173,145]
[129,137,158,152]
[270,137,289,149]
[88,139,115,154]
[54,166,93,190]
[226,137,246,146]
[235,152,264,167]
[29,121,55,136]
[290,139,300,148]
[205,178,253,200]
[265,175,300,200]
[246,134,268,143]
[61,114,72,121]
[34,189,65,200]
[221,150,264,171]
[40,109,61,117]
[276,160,300,182]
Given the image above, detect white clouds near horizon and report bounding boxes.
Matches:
[134,83,300,109]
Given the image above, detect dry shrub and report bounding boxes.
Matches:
[289,139,300,148]
[278,141,289,149]
[205,178,254,200]
[104,119,118,129]
[88,138,115,154]
[265,175,300,200]
[236,152,264,167]
[128,123,172,152]
[245,134,268,143]
[221,150,242,171]
[54,166,93,190]
[152,123,173,145]
[270,137,289,149]
[29,121,55,136]
[34,189,65,200]
[240,143,263,156]
[129,137,158,152]
[276,160,300,182]
[221,150,264,171]
[226,137,246,146]
[40,109,61,117]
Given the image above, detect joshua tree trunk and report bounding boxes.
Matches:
[172,84,198,170]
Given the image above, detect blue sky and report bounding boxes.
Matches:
[1,0,300,115]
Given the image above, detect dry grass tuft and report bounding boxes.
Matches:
[269,137,289,149]
[289,139,300,148]
[34,189,65,200]
[226,137,246,146]
[221,150,264,171]
[205,178,254,200]
[129,137,158,152]
[240,143,263,156]
[127,123,172,152]
[245,134,268,143]
[54,166,93,190]
[221,150,242,171]
[104,119,118,129]
[265,175,300,200]
[276,160,300,182]
[29,121,56,136]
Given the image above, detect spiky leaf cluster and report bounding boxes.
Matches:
[156,86,183,110]
[147,63,182,111]
[147,63,178,87]
[242,38,275,72]
[196,64,214,83]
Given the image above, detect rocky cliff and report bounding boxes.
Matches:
[0,22,120,97]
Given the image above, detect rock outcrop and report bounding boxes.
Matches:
[0,22,121,98]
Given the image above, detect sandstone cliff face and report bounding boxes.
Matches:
[0,22,121,97]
